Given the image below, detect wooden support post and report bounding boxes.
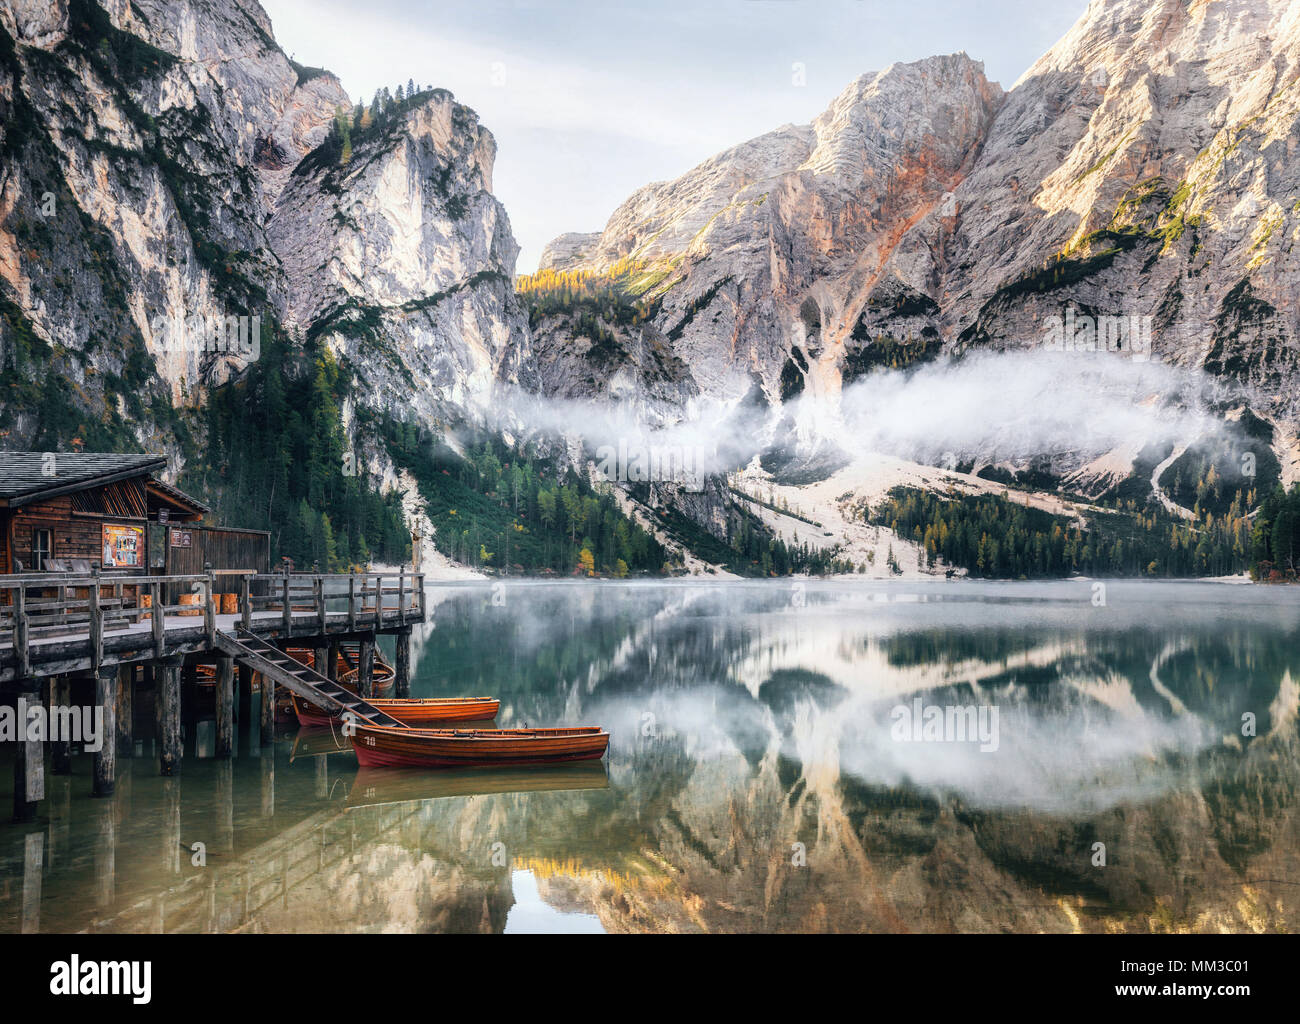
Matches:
[89,567,104,671]
[203,571,216,646]
[314,576,326,633]
[237,663,253,728]
[395,626,412,698]
[240,573,252,630]
[150,581,165,659]
[358,634,375,699]
[115,664,134,759]
[15,585,30,678]
[261,753,275,818]
[157,658,182,777]
[215,654,234,759]
[398,565,406,623]
[348,575,357,631]
[93,665,117,797]
[13,682,43,822]
[50,676,72,775]
[152,663,163,754]
[259,670,275,747]
[281,576,292,633]
[327,639,340,682]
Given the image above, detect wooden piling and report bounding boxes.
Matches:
[181,661,199,727]
[12,682,43,822]
[215,654,234,759]
[395,627,412,698]
[261,753,275,818]
[327,639,341,681]
[115,664,134,759]
[259,669,275,747]
[237,663,253,727]
[93,665,117,796]
[158,658,182,776]
[313,643,329,686]
[50,675,71,775]
[358,635,375,699]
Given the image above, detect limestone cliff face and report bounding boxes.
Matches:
[269,90,532,427]
[0,0,529,465]
[889,0,1300,436]
[533,55,1003,418]
[0,0,352,440]
[539,0,1300,483]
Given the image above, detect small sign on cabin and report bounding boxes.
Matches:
[170,530,193,548]
[102,523,144,568]
[158,508,169,524]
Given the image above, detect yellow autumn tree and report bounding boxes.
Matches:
[578,548,596,576]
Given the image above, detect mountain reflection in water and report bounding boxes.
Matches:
[2,580,1298,933]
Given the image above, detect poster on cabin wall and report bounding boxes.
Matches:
[102,523,144,568]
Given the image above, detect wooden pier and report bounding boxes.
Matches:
[1,569,425,820]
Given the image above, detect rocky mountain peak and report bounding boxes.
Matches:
[269,84,530,424]
[530,52,1004,412]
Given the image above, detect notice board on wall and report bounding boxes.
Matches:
[102,523,144,568]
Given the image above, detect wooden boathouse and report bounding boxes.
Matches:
[0,453,425,822]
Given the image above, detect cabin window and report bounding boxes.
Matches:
[32,528,52,571]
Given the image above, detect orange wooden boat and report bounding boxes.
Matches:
[350,722,610,769]
[291,692,499,728]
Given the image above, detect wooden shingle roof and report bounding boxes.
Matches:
[0,453,208,513]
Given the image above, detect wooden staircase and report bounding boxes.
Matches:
[214,627,406,729]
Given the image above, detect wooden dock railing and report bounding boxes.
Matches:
[0,568,424,682]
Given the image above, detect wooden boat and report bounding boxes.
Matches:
[349,722,610,769]
[291,692,499,728]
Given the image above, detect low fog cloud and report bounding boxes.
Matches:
[493,350,1247,481]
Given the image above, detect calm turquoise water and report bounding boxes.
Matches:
[2,579,1298,933]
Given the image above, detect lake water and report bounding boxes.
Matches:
[2,580,1298,933]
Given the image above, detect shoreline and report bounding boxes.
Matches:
[417,572,1277,586]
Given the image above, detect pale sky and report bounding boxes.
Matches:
[260,0,1088,273]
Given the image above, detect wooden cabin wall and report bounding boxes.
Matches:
[166,525,270,591]
[6,494,146,571]
[0,510,9,574]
